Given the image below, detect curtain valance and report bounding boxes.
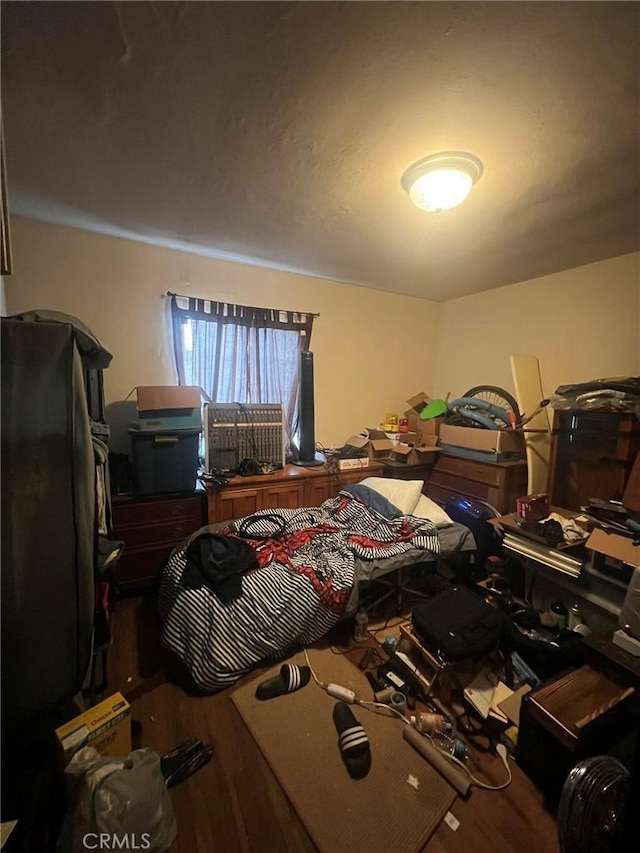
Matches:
[170,294,316,339]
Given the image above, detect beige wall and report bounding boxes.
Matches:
[7,217,637,455]
[433,252,640,405]
[5,217,440,452]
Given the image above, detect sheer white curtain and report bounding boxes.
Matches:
[170,295,315,456]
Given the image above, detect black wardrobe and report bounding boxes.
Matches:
[1,314,117,703]
[1,312,115,851]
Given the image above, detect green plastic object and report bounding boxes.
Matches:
[420,399,448,420]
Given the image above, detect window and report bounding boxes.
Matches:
[170,295,315,455]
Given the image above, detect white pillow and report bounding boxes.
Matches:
[411,494,454,528]
[358,477,423,516]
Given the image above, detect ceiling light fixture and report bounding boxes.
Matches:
[401,151,483,212]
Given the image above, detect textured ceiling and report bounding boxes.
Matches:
[2,1,639,301]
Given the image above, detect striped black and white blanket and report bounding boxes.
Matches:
[158,491,439,691]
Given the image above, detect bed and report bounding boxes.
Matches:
[158,478,476,691]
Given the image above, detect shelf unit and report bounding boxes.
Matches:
[548,410,639,511]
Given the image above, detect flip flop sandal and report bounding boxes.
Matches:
[255,663,311,700]
[333,701,371,780]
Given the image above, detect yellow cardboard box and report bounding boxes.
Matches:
[55,692,131,761]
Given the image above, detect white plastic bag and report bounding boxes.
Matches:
[58,746,177,852]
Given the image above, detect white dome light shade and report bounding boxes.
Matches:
[401,151,483,213]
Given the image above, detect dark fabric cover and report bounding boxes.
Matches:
[181,533,258,602]
[1,319,95,730]
[342,483,402,519]
[8,309,113,369]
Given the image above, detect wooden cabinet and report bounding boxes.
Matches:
[548,410,639,511]
[304,476,332,507]
[112,491,206,591]
[424,454,528,514]
[206,463,382,523]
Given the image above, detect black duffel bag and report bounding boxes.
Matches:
[412,585,504,661]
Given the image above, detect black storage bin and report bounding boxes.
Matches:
[129,427,200,496]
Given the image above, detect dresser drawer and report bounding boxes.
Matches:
[115,519,196,549]
[429,471,491,501]
[111,492,205,591]
[433,456,502,487]
[112,494,203,528]
[427,459,527,514]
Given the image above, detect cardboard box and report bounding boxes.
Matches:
[586,527,640,585]
[343,430,394,462]
[438,423,524,455]
[337,457,370,470]
[367,429,394,461]
[418,415,445,438]
[404,408,444,442]
[135,385,203,431]
[388,442,440,465]
[343,429,429,463]
[406,392,432,416]
[385,431,419,446]
[343,433,371,454]
[56,692,131,761]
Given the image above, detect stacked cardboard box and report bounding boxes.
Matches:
[438,423,524,456]
[404,392,445,444]
[343,425,439,465]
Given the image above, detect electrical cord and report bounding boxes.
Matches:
[303,646,408,722]
[302,645,511,790]
[235,401,260,461]
[358,699,410,723]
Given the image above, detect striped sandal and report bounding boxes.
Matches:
[255,663,311,700]
[333,701,371,779]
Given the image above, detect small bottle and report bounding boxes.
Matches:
[382,635,398,655]
[568,603,583,631]
[410,712,451,734]
[354,609,369,643]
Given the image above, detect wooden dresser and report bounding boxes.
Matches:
[424,453,528,514]
[112,490,206,591]
[206,462,383,523]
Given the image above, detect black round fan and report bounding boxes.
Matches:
[557,756,630,853]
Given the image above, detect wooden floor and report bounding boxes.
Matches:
[109,593,560,853]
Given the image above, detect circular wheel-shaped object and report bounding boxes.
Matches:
[557,755,629,853]
[462,385,521,420]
